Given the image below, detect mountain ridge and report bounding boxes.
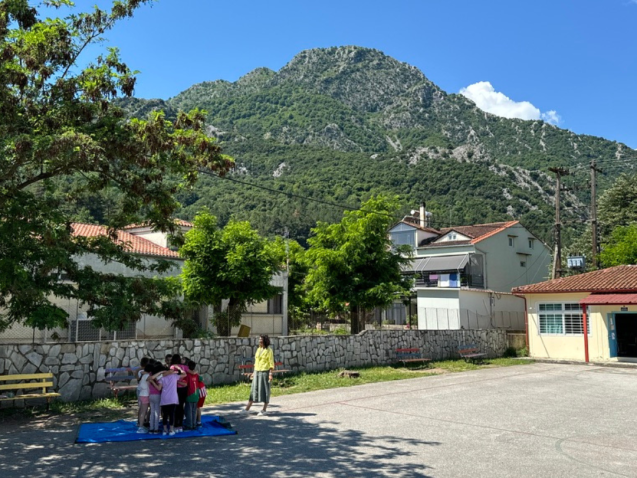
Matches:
[116,46,635,246]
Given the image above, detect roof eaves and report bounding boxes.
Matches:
[471,220,519,244]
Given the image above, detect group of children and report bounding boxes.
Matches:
[136,353,207,436]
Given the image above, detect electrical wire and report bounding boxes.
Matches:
[198,169,404,222]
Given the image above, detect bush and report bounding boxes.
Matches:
[502,346,529,358]
[333,326,349,335]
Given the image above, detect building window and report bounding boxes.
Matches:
[520,261,526,267]
[268,294,283,314]
[538,303,590,335]
[528,238,535,249]
[509,237,514,247]
[391,231,415,249]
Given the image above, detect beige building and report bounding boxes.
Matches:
[513,265,637,363]
[390,207,552,330]
[0,221,286,343]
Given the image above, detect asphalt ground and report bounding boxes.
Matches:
[1,363,636,478]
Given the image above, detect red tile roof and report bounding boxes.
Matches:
[512,265,637,294]
[71,223,181,259]
[438,221,519,244]
[122,219,193,230]
[580,293,637,305]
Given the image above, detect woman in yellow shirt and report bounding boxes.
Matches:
[241,334,275,416]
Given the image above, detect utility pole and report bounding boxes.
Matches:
[549,167,570,279]
[282,228,290,336]
[590,161,603,269]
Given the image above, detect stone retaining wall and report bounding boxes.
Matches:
[0,329,507,402]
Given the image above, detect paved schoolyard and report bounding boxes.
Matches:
[1,363,636,477]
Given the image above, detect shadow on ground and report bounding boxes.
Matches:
[0,403,439,478]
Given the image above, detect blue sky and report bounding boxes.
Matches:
[72,0,637,148]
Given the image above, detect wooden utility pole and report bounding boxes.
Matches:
[590,161,603,269]
[549,167,570,279]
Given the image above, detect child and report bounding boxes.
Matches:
[147,363,164,434]
[136,363,152,433]
[152,365,185,436]
[170,354,189,433]
[196,375,207,427]
[164,354,172,368]
[184,360,199,430]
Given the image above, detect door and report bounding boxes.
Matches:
[616,313,637,358]
[608,314,618,358]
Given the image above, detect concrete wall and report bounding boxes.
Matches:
[0,329,508,403]
[477,224,551,292]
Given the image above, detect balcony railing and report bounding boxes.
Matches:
[406,269,484,289]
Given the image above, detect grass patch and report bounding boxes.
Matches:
[204,357,530,405]
[0,358,531,422]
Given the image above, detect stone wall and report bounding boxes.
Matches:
[0,329,507,403]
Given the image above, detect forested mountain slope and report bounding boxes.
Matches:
[119,46,637,246]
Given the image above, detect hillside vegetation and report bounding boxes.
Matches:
[116,46,636,246]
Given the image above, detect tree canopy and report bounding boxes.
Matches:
[303,195,412,333]
[0,0,232,331]
[180,211,283,337]
[599,224,637,267]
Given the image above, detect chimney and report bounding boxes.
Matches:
[419,202,426,228]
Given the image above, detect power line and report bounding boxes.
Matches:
[198,170,403,222]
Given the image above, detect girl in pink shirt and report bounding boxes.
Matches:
[151,366,185,436]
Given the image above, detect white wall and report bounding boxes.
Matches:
[417,289,460,330]
[477,224,551,292]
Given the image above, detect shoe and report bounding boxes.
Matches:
[162,431,168,436]
[238,407,249,414]
[258,410,267,416]
[137,427,148,434]
[169,430,176,436]
[196,422,202,427]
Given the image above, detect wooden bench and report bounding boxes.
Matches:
[394,348,431,367]
[0,373,60,410]
[239,360,290,381]
[104,366,140,397]
[458,344,487,362]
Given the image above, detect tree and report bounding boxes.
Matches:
[599,224,637,267]
[303,195,413,334]
[180,211,283,337]
[598,173,637,237]
[0,1,233,331]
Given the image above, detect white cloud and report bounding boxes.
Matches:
[459,81,560,125]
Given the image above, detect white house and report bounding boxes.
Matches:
[0,221,287,343]
[389,205,552,331]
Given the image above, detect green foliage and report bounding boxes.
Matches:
[119,46,637,252]
[599,224,637,267]
[598,173,637,237]
[304,195,412,333]
[0,1,232,331]
[180,210,283,336]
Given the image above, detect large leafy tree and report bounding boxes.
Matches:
[0,1,232,331]
[304,195,413,334]
[180,211,283,337]
[599,224,637,267]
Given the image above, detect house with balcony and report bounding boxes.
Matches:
[389,207,552,331]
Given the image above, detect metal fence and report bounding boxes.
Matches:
[419,308,525,331]
[0,317,178,344]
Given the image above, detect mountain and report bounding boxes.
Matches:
[118,46,637,246]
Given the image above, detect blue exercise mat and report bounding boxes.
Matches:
[76,414,236,443]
